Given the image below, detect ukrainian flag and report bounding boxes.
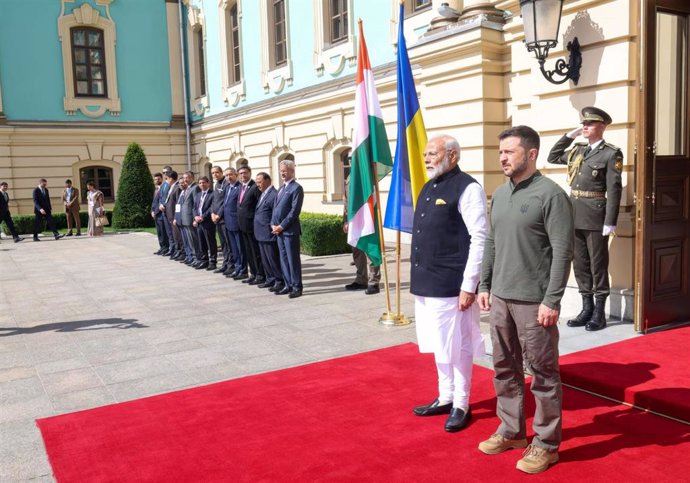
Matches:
[383,2,428,234]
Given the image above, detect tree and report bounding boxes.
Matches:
[112,142,155,228]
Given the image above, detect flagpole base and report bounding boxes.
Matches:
[379,312,412,327]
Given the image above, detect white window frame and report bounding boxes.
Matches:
[58,0,121,118]
[218,0,246,106]
[313,0,356,77]
[186,3,209,116]
[259,0,293,94]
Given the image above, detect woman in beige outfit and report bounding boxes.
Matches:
[86,181,105,237]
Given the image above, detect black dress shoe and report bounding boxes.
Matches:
[275,286,291,295]
[288,289,303,299]
[54,234,65,240]
[33,237,40,242]
[65,233,73,237]
[242,276,256,284]
[75,233,82,237]
[213,267,225,273]
[248,277,265,286]
[345,282,367,291]
[365,284,380,295]
[14,237,24,243]
[444,407,472,433]
[269,283,284,293]
[413,399,453,417]
[206,264,217,271]
[257,282,273,289]
[195,262,209,270]
[233,272,249,280]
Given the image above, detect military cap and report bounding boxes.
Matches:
[581,106,612,125]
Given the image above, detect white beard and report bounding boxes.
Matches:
[427,155,452,179]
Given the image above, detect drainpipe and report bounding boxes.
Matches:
[178,0,192,171]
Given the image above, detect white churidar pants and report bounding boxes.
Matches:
[415,295,485,408]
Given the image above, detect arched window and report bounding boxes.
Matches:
[71,27,107,97]
[79,166,114,202]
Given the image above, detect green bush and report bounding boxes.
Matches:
[300,212,351,256]
[111,142,155,229]
[2,211,112,236]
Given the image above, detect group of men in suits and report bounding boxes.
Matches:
[1,178,82,243]
[151,160,304,298]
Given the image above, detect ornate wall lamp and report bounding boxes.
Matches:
[520,0,582,85]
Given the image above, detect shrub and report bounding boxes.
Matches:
[111,142,155,229]
[2,211,112,236]
[300,212,351,256]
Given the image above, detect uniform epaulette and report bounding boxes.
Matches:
[603,141,621,151]
[574,141,588,146]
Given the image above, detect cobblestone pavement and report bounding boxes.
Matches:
[0,232,637,481]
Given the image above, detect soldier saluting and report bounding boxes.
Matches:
[547,106,623,332]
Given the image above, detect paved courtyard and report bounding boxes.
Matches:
[0,232,637,481]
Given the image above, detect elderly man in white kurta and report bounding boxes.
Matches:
[410,135,487,432]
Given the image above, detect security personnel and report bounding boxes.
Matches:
[547,106,623,331]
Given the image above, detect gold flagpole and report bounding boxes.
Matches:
[371,164,395,324]
[394,229,410,325]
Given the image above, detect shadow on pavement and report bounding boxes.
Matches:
[0,318,147,337]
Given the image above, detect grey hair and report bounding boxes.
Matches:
[444,136,460,155]
[279,159,296,170]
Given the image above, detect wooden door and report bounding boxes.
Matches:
[636,0,690,332]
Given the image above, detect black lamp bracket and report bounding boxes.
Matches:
[538,37,582,85]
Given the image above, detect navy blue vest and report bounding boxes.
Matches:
[410,166,477,297]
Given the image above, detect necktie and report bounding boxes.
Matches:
[584,146,592,157]
[239,184,247,203]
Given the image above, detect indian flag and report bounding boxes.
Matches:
[347,21,393,267]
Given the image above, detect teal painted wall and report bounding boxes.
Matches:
[195,0,396,119]
[0,0,172,123]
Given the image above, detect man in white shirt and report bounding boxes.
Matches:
[410,135,487,433]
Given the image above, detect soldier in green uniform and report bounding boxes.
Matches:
[547,107,623,331]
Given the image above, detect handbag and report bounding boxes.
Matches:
[95,214,109,227]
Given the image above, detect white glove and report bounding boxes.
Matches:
[566,127,583,139]
[602,225,616,236]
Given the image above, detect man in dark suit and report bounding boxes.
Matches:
[164,171,184,260]
[0,181,24,243]
[223,168,247,279]
[158,167,174,256]
[211,166,231,274]
[32,178,64,241]
[237,165,265,285]
[151,172,169,255]
[180,171,201,266]
[271,160,304,298]
[173,176,187,261]
[254,172,284,291]
[193,176,217,270]
[547,106,623,332]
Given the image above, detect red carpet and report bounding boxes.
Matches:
[560,325,690,423]
[38,344,690,482]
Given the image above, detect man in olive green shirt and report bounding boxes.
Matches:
[477,126,573,475]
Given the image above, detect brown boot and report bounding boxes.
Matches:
[516,444,559,474]
[478,434,528,455]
